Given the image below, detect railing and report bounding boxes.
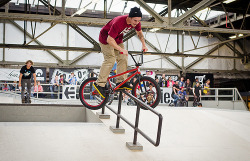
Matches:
[0,83,247,110]
[0,82,80,100]
[96,90,163,147]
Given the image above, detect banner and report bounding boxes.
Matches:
[186,73,214,87]
[156,75,179,81]
[62,85,77,100]
[160,87,173,104]
[0,67,46,82]
[0,69,20,81]
[49,68,89,84]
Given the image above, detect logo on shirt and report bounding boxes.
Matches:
[120,27,132,35]
[24,70,31,77]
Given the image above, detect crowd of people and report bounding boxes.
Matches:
[155,74,211,107]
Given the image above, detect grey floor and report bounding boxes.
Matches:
[0,105,250,161]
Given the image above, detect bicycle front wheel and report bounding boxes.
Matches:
[79,77,109,110]
[132,76,161,110]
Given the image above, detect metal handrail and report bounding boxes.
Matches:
[96,90,163,147]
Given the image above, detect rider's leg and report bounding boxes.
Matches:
[26,79,31,102]
[96,43,116,87]
[21,79,25,102]
[114,43,128,83]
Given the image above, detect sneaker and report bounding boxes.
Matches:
[116,82,132,90]
[22,98,25,103]
[93,82,106,98]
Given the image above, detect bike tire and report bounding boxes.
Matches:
[132,76,161,110]
[79,77,109,110]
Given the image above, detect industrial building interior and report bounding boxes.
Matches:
[0,0,250,161]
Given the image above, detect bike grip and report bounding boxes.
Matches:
[120,52,123,54]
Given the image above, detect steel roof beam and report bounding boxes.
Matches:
[1,12,250,34]
[134,0,165,23]
[0,43,243,60]
[172,0,216,26]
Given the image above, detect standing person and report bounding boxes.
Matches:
[179,76,185,88]
[34,81,44,98]
[50,75,59,98]
[185,79,192,95]
[166,76,175,88]
[59,75,66,85]
[68,72,77,85]
[93,7,148,98]
[203,79,211,100]
[192,78,199,87]
[18,60,36,103]
[159,74,167,87]
[193,82,202,105]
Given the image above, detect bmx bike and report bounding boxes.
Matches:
[79,51,161,110]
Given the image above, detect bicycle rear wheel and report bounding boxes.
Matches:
[132,76,161,110]
[79,77,109,110]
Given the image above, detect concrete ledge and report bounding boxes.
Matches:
[96,112,110,119]
[109,126,125,134]
[126,142,143,151]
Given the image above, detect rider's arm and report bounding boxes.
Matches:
[107,36,127,55]
[136,30,148,52]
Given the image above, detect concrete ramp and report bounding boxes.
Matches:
[0,104,101,123]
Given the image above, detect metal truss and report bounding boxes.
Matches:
[8,20,64,64]
[172,0,216,26]
[0,12,250,34]
[0,43,243,60]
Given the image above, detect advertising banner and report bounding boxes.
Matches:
[160,87,173,104]
[62,85,77,100]
[186,73,214,87]
[49,68,89,84]
[0,67,46,82]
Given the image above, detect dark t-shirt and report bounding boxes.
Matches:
[99,15,141,44]
[194,85,201,96]
[20,65,35,79]
[172,84,180,96]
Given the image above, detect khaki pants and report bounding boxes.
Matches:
[96,43,128,87]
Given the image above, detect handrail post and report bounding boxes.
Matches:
[116,91,123,128]
[133,104,141,145]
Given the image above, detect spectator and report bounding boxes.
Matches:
[147,83,155,104]
[178,87,188,107]
[19,60,36,103]
[159,74,167,87]
[10,81,18,91]
[68,72,77,85]
[193,82,202,104]
[2,82,10,91]
[203,79,211,100]
[172,81,180,107]
[179,76,186,88]
[155,78,160,87]
[166,76,175,88]
[34,81,44,98]
[59,75,67,85]
[185,79,192,95]
[50,75,59,98]
[192,78,199,87]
